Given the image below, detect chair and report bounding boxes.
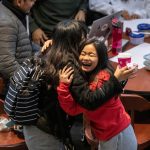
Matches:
[0,99,28,150]
[120,94,150,150]
[0,77,4,98]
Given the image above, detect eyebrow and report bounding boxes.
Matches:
[81,51,97,55]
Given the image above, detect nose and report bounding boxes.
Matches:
[83,55,90,61]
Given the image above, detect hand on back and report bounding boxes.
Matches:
[41,40,53,53]
[59,66,74,84]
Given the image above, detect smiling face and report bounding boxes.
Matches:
[79,43,98,72]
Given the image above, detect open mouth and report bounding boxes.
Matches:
[82,62,92,67]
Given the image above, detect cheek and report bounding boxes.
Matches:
[79,56,83,61]
[93,58,98,67]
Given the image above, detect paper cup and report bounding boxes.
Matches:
[118,53,131,68]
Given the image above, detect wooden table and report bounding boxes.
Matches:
[109,36,150,95]
[0,100,28,150]
[0,130,28,150]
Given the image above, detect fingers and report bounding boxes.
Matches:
[41,40,53,52]
[61,65,73,74]
[131,14,140,19]
[61,65,68,73]
[69,74,74,80]
[42,33,48,41]
[59,66,74,84]
[114,65,138,81]
[62,66,74,74]
[41,33,48,45]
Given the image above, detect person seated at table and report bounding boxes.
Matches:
[89,0,150,20]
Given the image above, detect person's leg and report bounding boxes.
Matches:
[98,124,137,150]
[23,125,61,150]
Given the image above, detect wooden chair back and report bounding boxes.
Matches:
[120,94,150,150]
[0,77,4,96]
[0,99,5,115]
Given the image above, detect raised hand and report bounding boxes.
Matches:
[59,66,74,84]
[114,65,138,82]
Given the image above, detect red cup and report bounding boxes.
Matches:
[118,53,131,68]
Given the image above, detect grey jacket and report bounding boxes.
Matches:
[0,3,32,80]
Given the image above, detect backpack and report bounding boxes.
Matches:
[4,57,45,125]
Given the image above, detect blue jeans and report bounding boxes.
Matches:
[32,42,41,53]
[23,125,62,150]
[98,124,137,150]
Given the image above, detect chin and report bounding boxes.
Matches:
[82,67,91,73]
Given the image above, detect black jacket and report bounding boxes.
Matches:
[69,64,123,110]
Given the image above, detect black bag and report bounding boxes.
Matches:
[4,57,45,125]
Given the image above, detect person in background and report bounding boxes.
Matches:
[0,0,36,98]
[57,37,138,150]
[89,0,150,20]
[30,0,87,47]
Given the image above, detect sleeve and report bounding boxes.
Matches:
[89,0,114,15]
[70,66,123,110]
[0,18,19,79]
[120,80,128,88]
[57,82,85,116]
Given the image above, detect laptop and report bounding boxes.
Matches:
[88,11,122,41]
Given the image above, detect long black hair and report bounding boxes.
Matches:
[79,37,114,80]
[45,19,87,84]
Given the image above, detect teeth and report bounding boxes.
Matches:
[83,64,91,67]
[82,61,91,66]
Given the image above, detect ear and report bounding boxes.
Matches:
[16,0,22,7]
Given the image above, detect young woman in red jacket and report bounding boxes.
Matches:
[57,37,138,150]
